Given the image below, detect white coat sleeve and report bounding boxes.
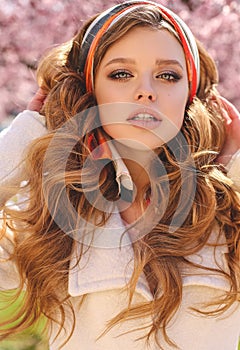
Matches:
[0,229,20,291]
[0,110,47,206]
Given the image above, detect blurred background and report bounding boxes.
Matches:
[0,0,239,129]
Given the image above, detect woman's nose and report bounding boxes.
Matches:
[134,78,157,102]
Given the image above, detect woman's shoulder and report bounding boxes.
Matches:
[182,226,230,291]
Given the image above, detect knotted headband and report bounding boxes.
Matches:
[78,0,200,102]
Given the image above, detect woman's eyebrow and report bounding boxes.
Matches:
[104,57,136,67]
[155,59,184,70]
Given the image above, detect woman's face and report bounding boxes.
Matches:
[94,26,189,150]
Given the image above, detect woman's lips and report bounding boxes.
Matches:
[127,109,162,130]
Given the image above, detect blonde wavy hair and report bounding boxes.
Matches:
[1,4,240,349]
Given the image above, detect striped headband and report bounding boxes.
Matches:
[79,0,200,102]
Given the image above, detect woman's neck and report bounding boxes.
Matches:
[112,140,153,193]
[112,140,156,225]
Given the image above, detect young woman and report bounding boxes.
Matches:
[1,1,240,349]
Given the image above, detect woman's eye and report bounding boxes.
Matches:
[109,70,132,80]
[158,72,181,82]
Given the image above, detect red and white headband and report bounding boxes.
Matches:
[79,0,200,102]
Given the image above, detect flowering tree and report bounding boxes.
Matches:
[0,0,239,123]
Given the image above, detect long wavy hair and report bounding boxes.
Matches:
[1,4,240,349]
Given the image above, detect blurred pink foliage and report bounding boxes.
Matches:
[0,0,239,122]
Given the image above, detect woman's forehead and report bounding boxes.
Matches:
[101,27,187,68]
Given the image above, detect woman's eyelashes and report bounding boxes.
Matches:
[108,69,182,82]
[108,69,133,80]
[157,71,182,82]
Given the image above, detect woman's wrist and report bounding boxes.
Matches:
[225,149,240,189]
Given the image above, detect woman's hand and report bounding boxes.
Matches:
[27,88,47,112]
[217,96,240,166]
